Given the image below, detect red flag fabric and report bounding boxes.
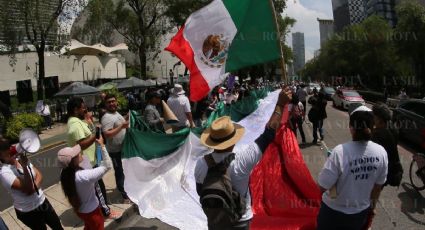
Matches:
[250,108,322,230]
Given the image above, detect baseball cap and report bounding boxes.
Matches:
[57,145,81,168]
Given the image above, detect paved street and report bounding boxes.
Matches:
[300,101,425,230]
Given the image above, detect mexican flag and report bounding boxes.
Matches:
[165,0,282,101]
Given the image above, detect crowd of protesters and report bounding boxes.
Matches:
[0,78,407,230]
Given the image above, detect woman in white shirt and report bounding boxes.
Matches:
[317,106,388,230]
[58,137,113,230]
[0,137,63,230]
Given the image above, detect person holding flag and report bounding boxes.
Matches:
[195,87,292,229]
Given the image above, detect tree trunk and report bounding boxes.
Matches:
[139,45,147,79]
[36,43,45,100]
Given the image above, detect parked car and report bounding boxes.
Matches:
[307,83,321,94]
[392,99,425,150]
[332,89,365,110]
[323,87,336,101]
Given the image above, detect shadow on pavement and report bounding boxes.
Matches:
[59,208,84,228]
[398,182,425,226]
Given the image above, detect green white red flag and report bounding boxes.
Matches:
[165,0,282,101]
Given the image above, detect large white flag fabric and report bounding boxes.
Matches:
[123,90,280,230]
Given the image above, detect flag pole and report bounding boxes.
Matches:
[268,0,287,83]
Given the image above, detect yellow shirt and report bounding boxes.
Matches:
[67,117,96,166]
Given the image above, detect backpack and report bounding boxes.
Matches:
[291,103,303,119]
[200,153,246,229]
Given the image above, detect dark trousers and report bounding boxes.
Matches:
[0,216,8,230]
[290,117,306,142]
[95,178,110,217]
[209,219,251,230]
[312,119,324,142]
[15,199,63,230]
[301,100,307,113]
[43,116,52,128]
[110,152,128,199]
[317,202,370,230]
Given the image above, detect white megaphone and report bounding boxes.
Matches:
[14,129,41,195]
[11,129,41,157]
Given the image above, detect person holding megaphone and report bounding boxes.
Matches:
[0,136,63,230]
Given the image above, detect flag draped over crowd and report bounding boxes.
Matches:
[122,90,322,230]
[165,0,282,101]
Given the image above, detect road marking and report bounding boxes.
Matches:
[28,142,67,159]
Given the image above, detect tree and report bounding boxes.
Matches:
[0,0,83,100]
[72,0,115,46]
[395,0,425,91]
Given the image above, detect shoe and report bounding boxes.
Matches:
[105,209,122,220]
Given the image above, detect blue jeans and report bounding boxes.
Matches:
[0,216,8,230]
[312,119,324,142]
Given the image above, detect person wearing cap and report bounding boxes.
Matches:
[167,84,195,132]
[0,137,63,230]
[144,91,165,132]
[316,106,388,230]
[58,139,113,230]
[195,87,292,229]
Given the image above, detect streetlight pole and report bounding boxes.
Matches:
[82,60,87,83]
[116,61,119,79]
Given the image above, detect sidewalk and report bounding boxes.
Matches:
[1,123,137,229]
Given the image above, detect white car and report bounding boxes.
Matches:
[332,89,365,110]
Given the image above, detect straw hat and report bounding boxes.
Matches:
[200,116,245,150]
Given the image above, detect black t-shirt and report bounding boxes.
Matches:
[372,128,401,181]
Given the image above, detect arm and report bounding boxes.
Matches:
[186,112,195,128]
[370,184,383,209]
[77,134,96,151]
[103,122,128,139]
[33,166,43,189]
[10,156,37,195]
[145,109,162,126]
[183,98,195,128]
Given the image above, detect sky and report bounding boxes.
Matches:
[284,0,334,62]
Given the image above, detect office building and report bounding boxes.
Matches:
[317,18,334,48]
[292,32,305,73]
[332,0,368,32]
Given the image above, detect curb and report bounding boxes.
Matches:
[105,204,138,230]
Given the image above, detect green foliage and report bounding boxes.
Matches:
[300,15,415,89]
[102,87,128,110]
[5,113,44,141]
[395,0,425,87]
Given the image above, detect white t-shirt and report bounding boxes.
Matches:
[75,162,108,213]
[318,141,388,214]
[167,95,191,127]
[195,144,263,222]
[0,163,45,212]
[101,112,126,153]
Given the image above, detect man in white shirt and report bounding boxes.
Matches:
[167,84,195,132]
[195,87,292,229]
[101,94,130,203]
